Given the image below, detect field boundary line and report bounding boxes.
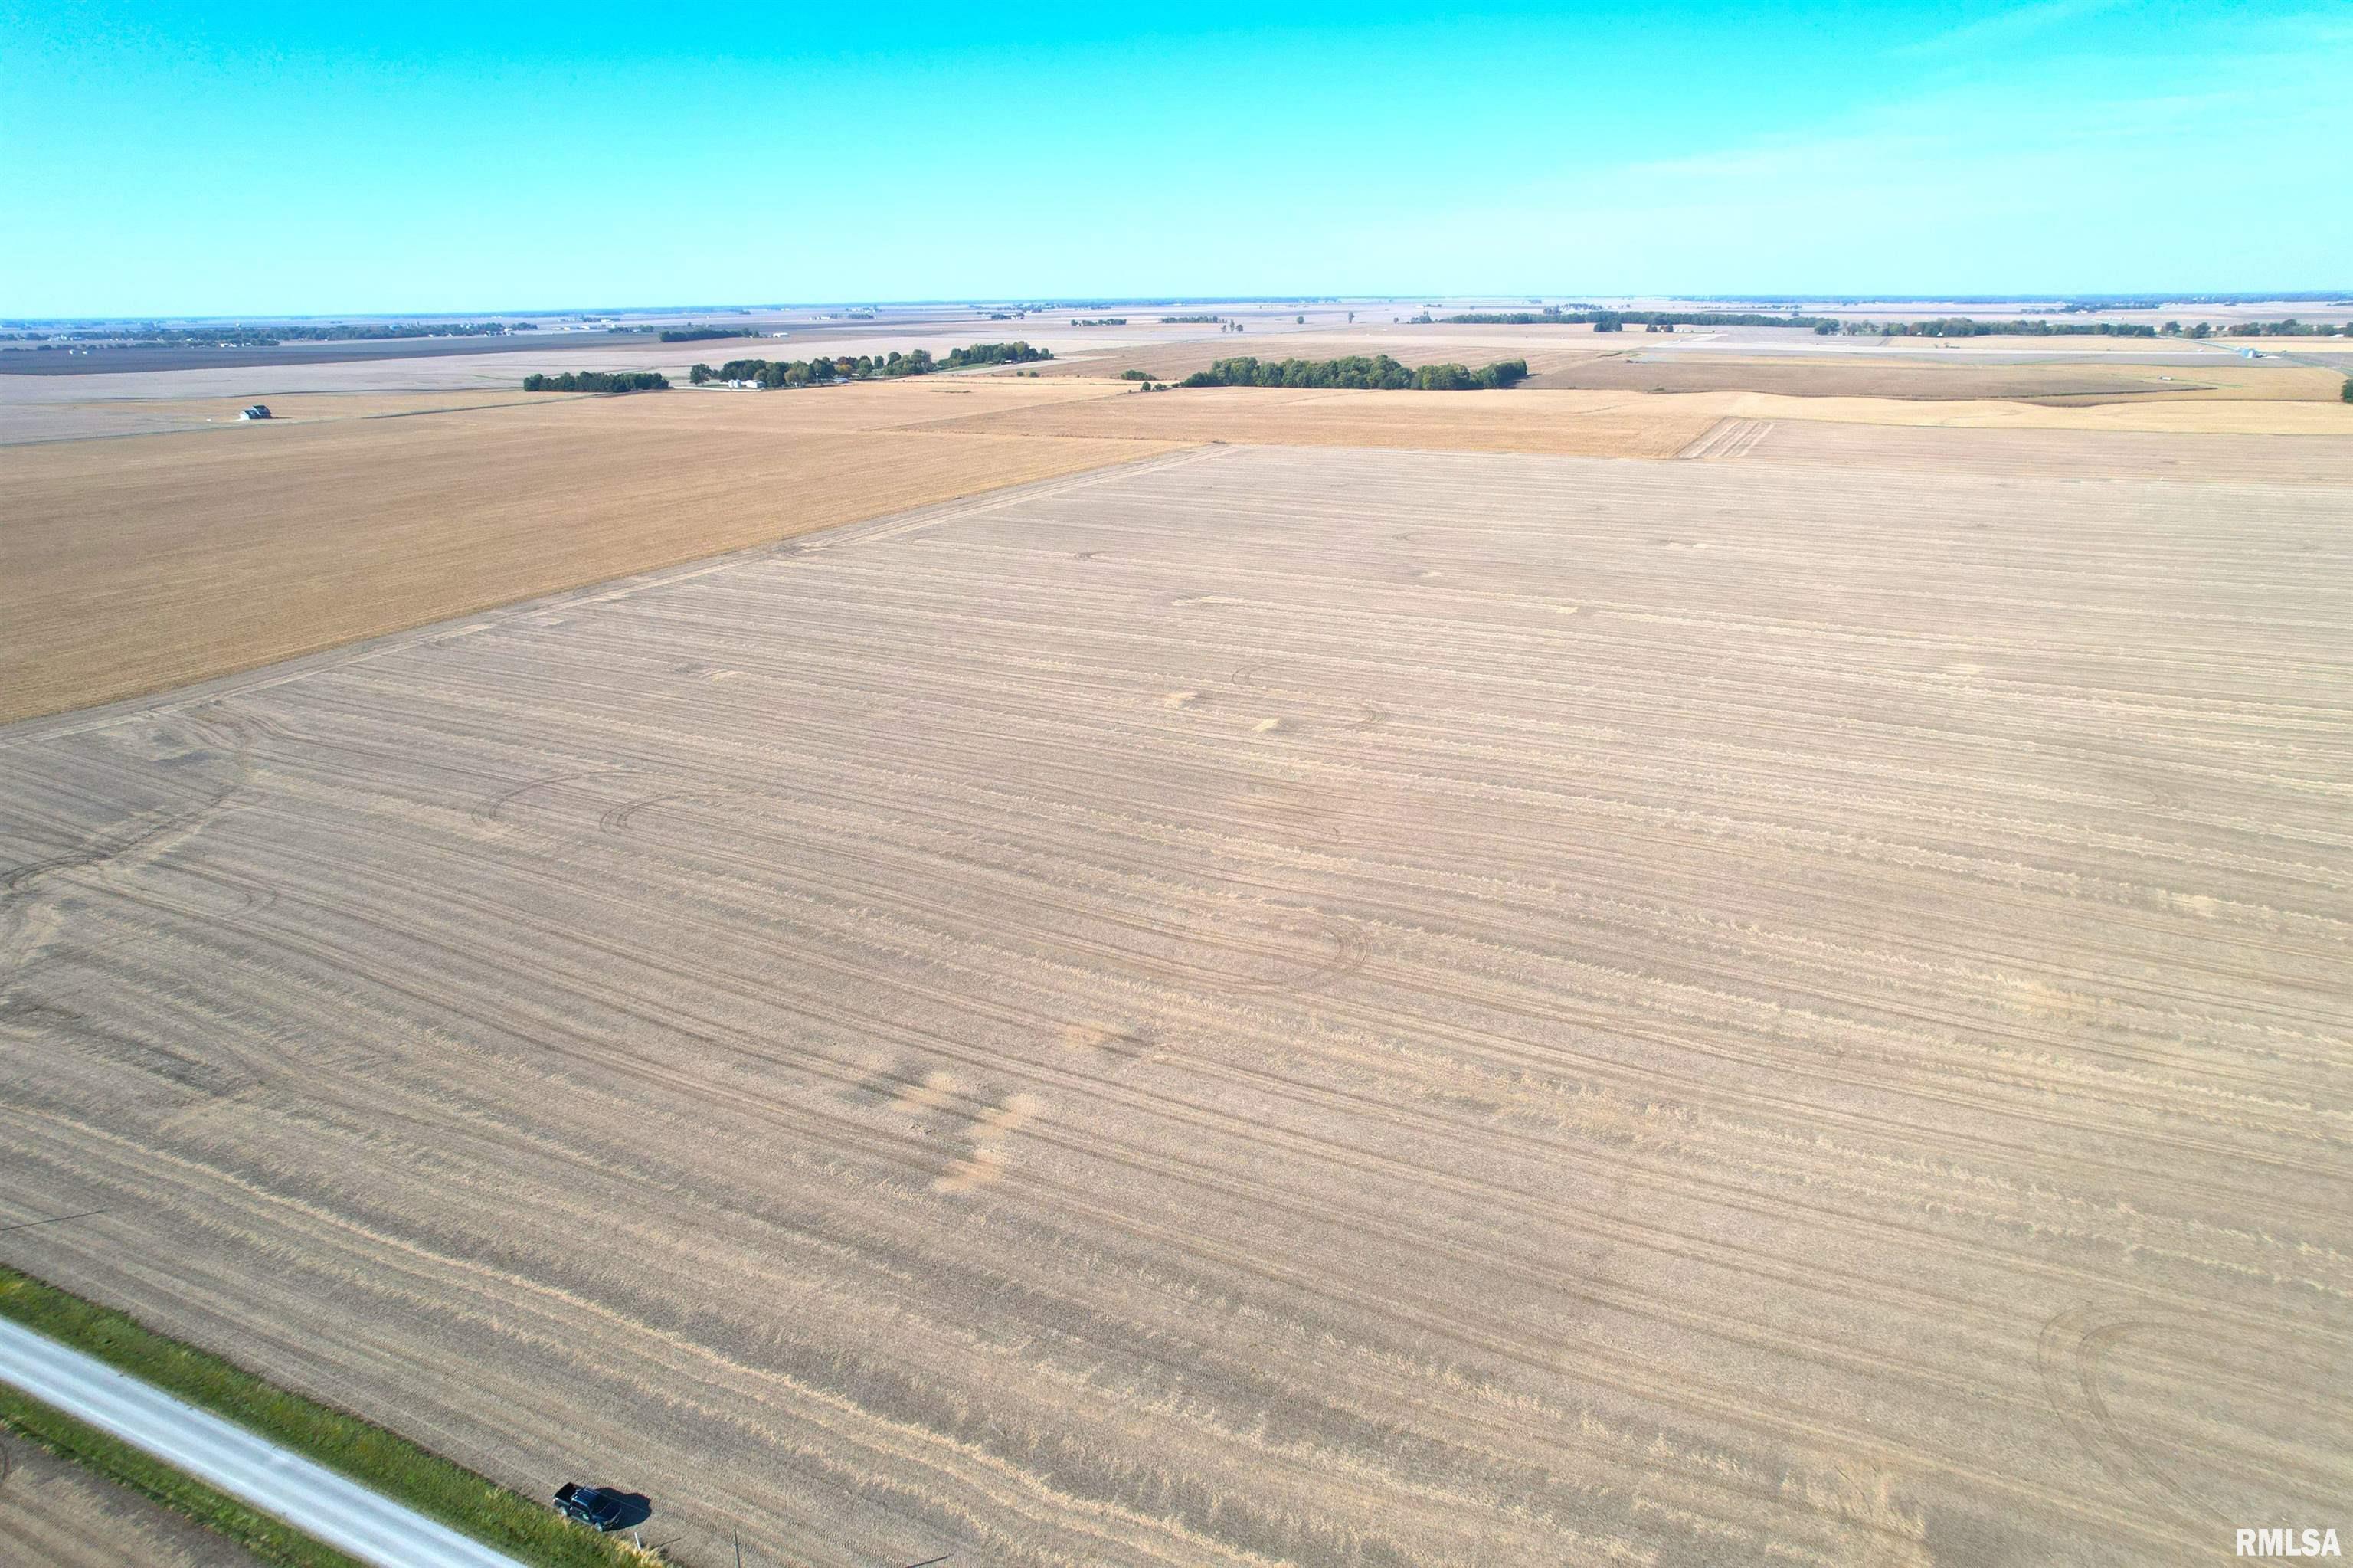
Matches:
[817,441,1234,550]
[1676,417,1775,460]
[0,441,1218,749]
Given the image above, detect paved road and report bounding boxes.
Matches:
[0,1317,530,1568]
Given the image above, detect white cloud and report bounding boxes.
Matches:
[1896,0,2143,57]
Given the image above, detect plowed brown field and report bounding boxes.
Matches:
[4,444,2347,1567]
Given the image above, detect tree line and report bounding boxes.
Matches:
[688,341,1050,388]
[659,326,754,342]
[520,370,669,392]
[1448,309,1844,330]
[1180,355,1527,391]
[1821,317,2158,338]
[1437,307,2348,339]
[2219,319,2353,337]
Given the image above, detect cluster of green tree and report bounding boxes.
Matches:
[2343,379,2353,403]
[943,342,1049,367]
[520,370,669,391]
[1158,315,1224,323]
[698,353,907,386]
[1180,355,1527,391]
[689,341,1050,388]
[1118,368,1155,380]
[1446,309,1842,329]
[1070,317,1128,326]
[2222,319,2352,337]
[658,326,754,342]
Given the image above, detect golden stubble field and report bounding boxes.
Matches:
[8,368,2346,724]
[3,443,2348,1566]
[1689,417,2353,483]
[1524,353,2343,403]
[0,378,1173,722]
[921,384,1733,458]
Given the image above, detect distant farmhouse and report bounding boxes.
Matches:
[238,404,272,420]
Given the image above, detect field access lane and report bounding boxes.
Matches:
[0,1318,528,1568]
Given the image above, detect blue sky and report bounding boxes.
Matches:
[3,1,2344,315]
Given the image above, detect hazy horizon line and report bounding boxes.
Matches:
[15,290,2352,325]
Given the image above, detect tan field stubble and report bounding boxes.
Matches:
[2,443,2347,1566]
[0,386,1173,722]
[915,384,1731,457]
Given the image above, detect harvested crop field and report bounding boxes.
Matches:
[921,383,1726,457]
[1686,416,2353,483]
[0,382,1167,722]
[0,390,588,447]
[4,443,2348,1567]
[1522,352,2340,403]
[1729,390,2353,437]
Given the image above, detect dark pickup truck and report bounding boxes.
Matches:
[552,1482,627,1531]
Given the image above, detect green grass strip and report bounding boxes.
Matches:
[2,1383,363,1568]
[0,1266,641,1567]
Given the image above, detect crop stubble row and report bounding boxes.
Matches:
[2,444,2348,1566]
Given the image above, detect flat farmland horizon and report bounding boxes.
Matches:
[3,442,2346,1566]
